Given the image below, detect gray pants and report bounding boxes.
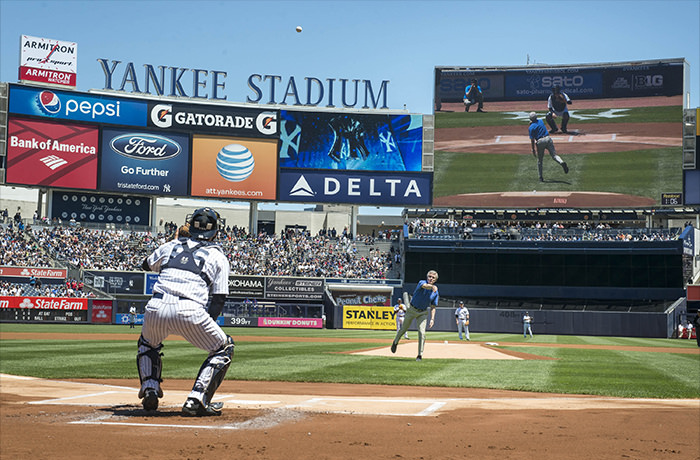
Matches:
[394,306,429,356]
[536,136,564,180]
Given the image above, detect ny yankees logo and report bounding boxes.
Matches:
[279,120,302,162]
[379,130,397,153]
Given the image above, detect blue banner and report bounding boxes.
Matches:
[279,111,423,171]
[8,84,147,126]
[100,128,190,196]
[278,169,432,205]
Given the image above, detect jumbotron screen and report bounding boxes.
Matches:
[432,59,686,208]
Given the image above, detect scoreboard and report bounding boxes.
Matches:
[0,296,89,323]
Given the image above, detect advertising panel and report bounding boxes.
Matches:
[19,35,77,87]
[278,111,423,171]
[50,191,150,225]
[190,135,278,200]
[342,305,396,330]
[84,271,145,295]
[100,128,190,196]
[147,102,278,138]
[91,300,113,324]
[8,84,147,126]
[257,317,323,328]
[264,277,324,300]
[278,169,433,206]
[432,59,684,208]
[0,266,67,279]
[6,117,98,190]
[228,275,265,297]
[332,291,391,307]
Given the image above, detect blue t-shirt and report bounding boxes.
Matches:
[411,280,439,310]
[464,84,482,98]
[529,119,549,140]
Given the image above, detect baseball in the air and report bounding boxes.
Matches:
[296,26,302,33]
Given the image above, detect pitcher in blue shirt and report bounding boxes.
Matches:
[528,112,568,182]
[390,270,440,361]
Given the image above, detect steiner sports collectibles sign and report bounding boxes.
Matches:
[19,35,77,87]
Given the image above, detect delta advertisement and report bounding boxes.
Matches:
[278,169,433,206]
[49,191,151,225]
[6,117,98,190]
[100,128,190,196]
[8,84,147,126]
[278,111,423,171]
[19,35,77,87]
[190,135,278,200]
[342,305,396,330]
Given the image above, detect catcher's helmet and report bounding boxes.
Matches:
[187,207,220,240]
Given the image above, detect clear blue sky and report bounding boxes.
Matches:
[1,0,698,113]
[1,0,698,215]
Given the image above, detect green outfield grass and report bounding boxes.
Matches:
[1,324,698,399]
[435,105,682,129]
[433,147,682,199]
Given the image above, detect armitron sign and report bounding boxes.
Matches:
[20,35,77,87]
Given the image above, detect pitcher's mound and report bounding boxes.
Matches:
[354,341,521,360]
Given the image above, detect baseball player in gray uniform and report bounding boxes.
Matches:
[137,207,233,417]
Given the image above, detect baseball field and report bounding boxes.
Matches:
[433,96,683,208]
[1,323,698,460]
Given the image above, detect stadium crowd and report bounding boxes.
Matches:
[407,218,683,241]
[1,223,399,280]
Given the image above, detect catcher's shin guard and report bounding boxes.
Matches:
[191,335,235,406]
[545,113,558,132]
[137,335,164,398]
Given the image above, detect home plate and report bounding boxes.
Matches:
[353,342,521,360]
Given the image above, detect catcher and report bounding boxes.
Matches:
[454,300,470,341]
[463,78,484,112]
[545,85,572,133]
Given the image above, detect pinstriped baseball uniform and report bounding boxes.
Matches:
[141,238,230,355]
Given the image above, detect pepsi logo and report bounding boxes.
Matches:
[216,144,255,182]
[37,91,61,115]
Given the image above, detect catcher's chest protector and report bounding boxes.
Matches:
[163,240,206,276]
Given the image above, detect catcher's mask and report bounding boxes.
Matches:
[187,207,220,240]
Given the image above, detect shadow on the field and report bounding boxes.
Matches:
[100,405,184,418]
[541,179,571,185]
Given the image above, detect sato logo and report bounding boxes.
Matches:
[110,133,181,160]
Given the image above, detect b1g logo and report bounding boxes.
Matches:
[634,74,663,88]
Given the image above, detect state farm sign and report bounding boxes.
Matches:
[0,296,88,310]
[0,266,67,279]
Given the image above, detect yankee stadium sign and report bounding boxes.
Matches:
[97,59,390,109]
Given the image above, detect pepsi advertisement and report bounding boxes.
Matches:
[100,128,190,196]
[147,101,278,138]
[278,169,433,206]
[8,83,147,126]
[278,111,423,172]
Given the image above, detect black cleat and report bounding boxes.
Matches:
[416,355,422,361]
[182,398,223,417]
[476,108,485,113]
[561,128,569,134]
[562,162,569,174]
[142,389,159,411]
[549,128,559,134]
[465,106,470,112]
[390,342,397,353]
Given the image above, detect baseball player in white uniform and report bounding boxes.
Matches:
[454,301,470,340]
[137,207,233,416]
[394,297,409,339]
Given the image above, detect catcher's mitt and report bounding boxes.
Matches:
[464,320,470,326]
